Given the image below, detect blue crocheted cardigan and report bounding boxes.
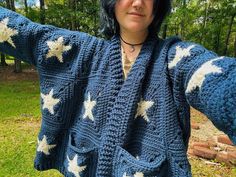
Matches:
[0,7,236,177]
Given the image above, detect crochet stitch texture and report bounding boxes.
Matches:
[0,7,236,177]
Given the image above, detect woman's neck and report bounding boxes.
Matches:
[120,30,149,45]
[119,30,148,63]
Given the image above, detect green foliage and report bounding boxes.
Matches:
[44,0,100,35]
[164,0,235,56]
[3,0,234,56]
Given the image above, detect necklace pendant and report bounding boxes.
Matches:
[130,45,135,53]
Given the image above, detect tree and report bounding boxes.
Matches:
[223,12,235,55]
[0,1,7,67]
[5,0,22,73]
[163,0,235,57]
[234,35,236,57]
[68,0,77,30]
[1,53,8,67]
[39,0,45,24]
[24,0,28,16]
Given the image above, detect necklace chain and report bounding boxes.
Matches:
[120,36,144,53]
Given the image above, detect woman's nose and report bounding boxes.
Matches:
[132,0,143,7]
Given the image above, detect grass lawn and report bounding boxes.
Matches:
[0,63,63,177]
[0,63,235,176]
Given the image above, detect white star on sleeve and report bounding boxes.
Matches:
[0,17,18,48]
[83,92,96,121]
[46,36,72,63]
[186,57,223,93]
[168,45,195,69]
[41,89,60,115]
[67,155,86,177]
[37,135,56,155]
[134,172,144,177]
[123,172,144,177]
[135,99,154,122]
[123,172,129,177]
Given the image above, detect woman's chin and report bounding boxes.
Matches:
[123,26,148,34]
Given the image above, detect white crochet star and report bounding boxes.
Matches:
[67,155,86,177]
[41,89,60,115]
[123,172,129,177]
[186,57,223,93]
[134,172,144,177]
[135,99,154,122]
[168,45,196,69]
[123,172,144,177]
[83,92,96,121]
[46,36,71,63]
[0,17,18,48]
[37,135,56,155]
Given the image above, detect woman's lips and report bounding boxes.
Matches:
[128,12,145,17]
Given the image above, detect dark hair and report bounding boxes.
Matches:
[99,0,172,38]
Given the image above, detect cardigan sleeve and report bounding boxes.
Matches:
[167,41,236,144]
[0,6,95,67]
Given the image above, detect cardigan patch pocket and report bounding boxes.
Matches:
[113,146,167,177]
[40,79,76,125]
[65,131,97,177]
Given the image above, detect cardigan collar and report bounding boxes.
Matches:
[109,34,159,84]
[109,34,160,141]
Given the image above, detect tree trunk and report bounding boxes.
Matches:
[214,29,221,54]
[6,0,11,9]
[175,22,179,36]
[39,0,45,24]
[180,0,186,38]
[11,0,22,73]
[0,53,8,67]
[200,0,209,44]
[223,13,235,55]
[6,0,22,72]
[93,0,98,36]
[234,35,236,57]
[14,59,22,73]
[10,0,15,11]
[162,23,168,39]
[69,0,77,30]
[24,0,28,16]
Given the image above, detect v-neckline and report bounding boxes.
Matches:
[106,34,159,121]
[109,34,158,87]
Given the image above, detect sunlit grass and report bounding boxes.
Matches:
[0,118,62,177]
[0,81,40,120]
[0,68,62,176]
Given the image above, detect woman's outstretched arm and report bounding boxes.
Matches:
[168,41,236,144]
[0,6,98,67]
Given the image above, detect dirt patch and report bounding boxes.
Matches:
[190,109,228,143]
[191,119,224,142]
[0,65,38,82]
[14,118,41,129]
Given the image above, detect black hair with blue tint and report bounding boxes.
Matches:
[99,0,172,38]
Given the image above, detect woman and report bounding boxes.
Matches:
[0,0,235,176]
